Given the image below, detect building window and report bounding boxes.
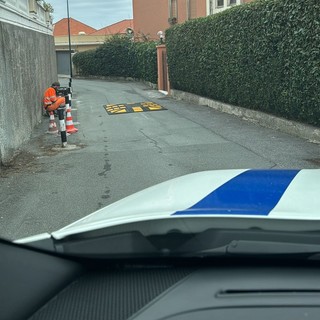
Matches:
[169,0,178,18]
[169,0,178,24]
[217,0,224,7]
[210,0,237,14]
[187,0,197,20]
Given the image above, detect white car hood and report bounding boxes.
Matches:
[16,169,320,243]
[46,169,320,240]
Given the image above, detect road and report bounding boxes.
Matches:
[0,78,319,240]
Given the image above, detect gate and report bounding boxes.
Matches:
[56,51,73,75]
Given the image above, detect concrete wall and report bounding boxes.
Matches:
[132,0,251,41]
[55,34,105,51]
[133,0,207,41]
[133,0,170,40]
[0,4,57,166]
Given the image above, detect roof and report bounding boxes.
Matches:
[91,19,133,36]
[53,18,97,36]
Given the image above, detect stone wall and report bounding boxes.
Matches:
[0,3,57,166]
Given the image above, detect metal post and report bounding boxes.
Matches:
[67,0,72,90]
[58,97,67,147]
[68,92,72,108]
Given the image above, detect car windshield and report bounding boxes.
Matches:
[0,0,319,256]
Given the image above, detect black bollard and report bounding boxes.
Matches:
[69,78,72,95]
[57,107,67,148]
[68,92,72,108]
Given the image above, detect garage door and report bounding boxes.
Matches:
[56,51,72,75]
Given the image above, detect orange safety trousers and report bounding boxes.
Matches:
[46,97,66,112]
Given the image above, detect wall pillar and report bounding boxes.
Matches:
[156,44,170,94]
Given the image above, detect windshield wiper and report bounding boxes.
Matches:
[180,240,320,259]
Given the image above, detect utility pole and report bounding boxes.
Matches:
[66,0,72,89]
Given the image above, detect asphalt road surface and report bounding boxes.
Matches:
[0,78,319,240]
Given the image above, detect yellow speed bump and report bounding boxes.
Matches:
[104,102,167,115]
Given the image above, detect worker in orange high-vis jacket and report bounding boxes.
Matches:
[43,81,65,113]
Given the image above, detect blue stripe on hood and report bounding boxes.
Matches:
[173,169,300,216]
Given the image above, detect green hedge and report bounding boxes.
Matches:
[73,36,158,84]
[72,50,97,76]
[132,42,158,83]
[166,0,320,126]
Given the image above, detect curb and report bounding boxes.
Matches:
[170,89,320,144]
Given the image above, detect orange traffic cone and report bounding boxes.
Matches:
[47,111,58,134]
[66,106,78,134]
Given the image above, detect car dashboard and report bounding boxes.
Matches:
[2,239,320,320]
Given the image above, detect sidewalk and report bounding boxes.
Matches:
[170,89,320,145]
[0,108,80,177]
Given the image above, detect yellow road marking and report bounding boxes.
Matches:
[132,107,143,112]
[109,109,127,113]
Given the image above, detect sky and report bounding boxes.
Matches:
[48,0,133,30]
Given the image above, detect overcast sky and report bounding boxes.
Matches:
[49,0,133,30]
